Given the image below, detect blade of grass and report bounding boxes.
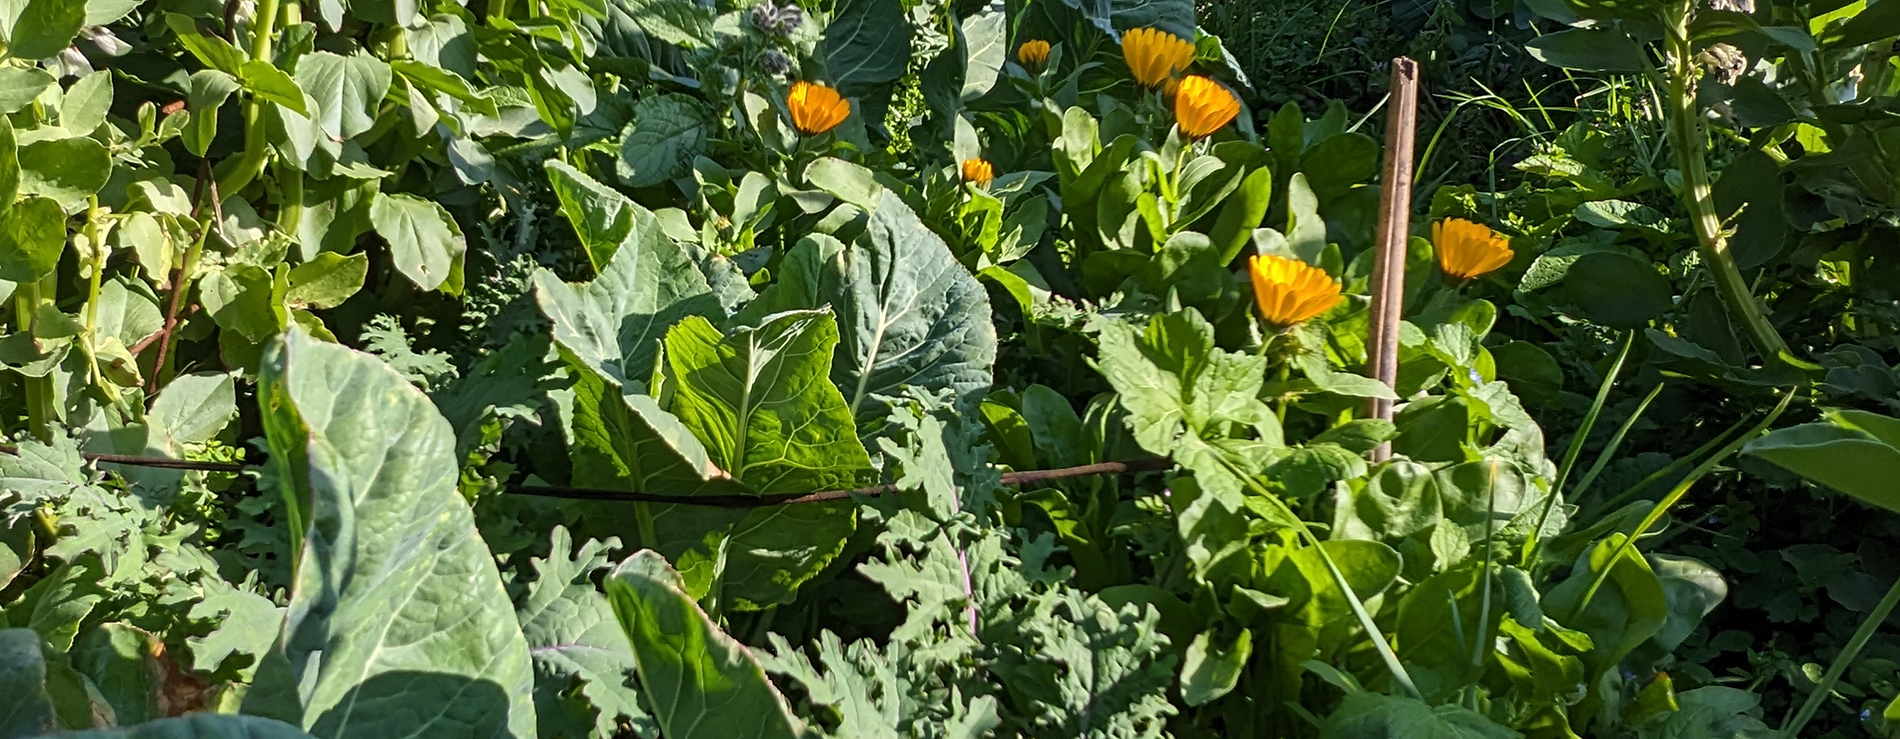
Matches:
[1524,330,1635,566]
[1568,381,1665,502]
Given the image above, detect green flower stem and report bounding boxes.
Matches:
[13,283,53,441]
[1780,573,1900,739]
[216,0,285,196]
[82,197,108,389]
[1660,5,1790,361]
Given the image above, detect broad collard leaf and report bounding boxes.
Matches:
[568,366,728,495]
[516,527,653,739]
[546,160,640,273]
[602,551,804,739]
[246,327,535,739]
[662,310,872,494]
[616,94,707,189]
[535,199,718,390]
[1319,693,1514,739]
[828,190,997,426]
[49,715,322,739]
[0,628,56,737]
[824,0,912,97]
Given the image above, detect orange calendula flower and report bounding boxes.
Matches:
[1433,218,1514,280]
[787,81,850,136]
[961,158,994,186]
[1018,39,1051,69]
[1249,254,1343,329]
[1174,76,1239,140]
[1122,27,1193,89]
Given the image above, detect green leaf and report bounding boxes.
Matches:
[182,69,240,158]
[240,60,309,115]
[1558,251,1672,327]
[825,0,911,96]
[60,70,111,135]
[517,528,652,739]
[164,14,244,72]
[49,715,321,739]
[1542,533,1668,684]
[244,327,536,739]
[1744,409,1900,513]
[284,252,367,310]
[619,0,715,47]
[0,67,55,113]
[293,50,392,141]
[369,192,465,292]
[7,0,85,62]
[545,159,640,272]
[18,135,110,207]
[1319,693,1514,739]
[960,11,1006,100]
[149,371,238,445]
[1262,539,1402,627]
[0,196,64,283]
[827,190,997,425]
[1822,0,1900,48]
[0,115,12,206]
[74,623,160,725]
[602,551,804,739]
[184,581,281,681]
[567,366,727,495]
[1211,167,1272,264]
[0,629,56,737]
[663,311,873,494]
[616,94,707,189]
[1180,627,1251,706]
[533,204,716,388]
[200,265,280,342]
[1526,27,1652,72]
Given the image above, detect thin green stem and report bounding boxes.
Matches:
[13,284,53,441]
[1660,5,1789,361]
[216,0,285,196]
[1780,574,1900,739]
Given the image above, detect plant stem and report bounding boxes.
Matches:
[1780,574,1900,739]
[216,0,285,196]
[13,284,53,441]
[1660,5,1789,361]
[1523,331,1633,567]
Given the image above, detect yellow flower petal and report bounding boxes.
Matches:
[1433,218,1514,280]
[1248,254,1343,329]
[961,157,994,186]
[787,81,849,136]
[1122,27,1193,89]
[1174,75,1239,139]
[1018,40,1051,69]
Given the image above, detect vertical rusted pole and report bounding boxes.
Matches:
[1365,58,1420,463]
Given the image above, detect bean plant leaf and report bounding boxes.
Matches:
[0,196,65,283]
[0,67,56,113]
[8,0,85,61]
[827,190,997,426]
[604,551,804,739]
[0,628,56,737]
[619,0,715,47]
[617,94,708,189]
[245,327,536,739]
[284,252,368,310]
[149,371,238,446]
[663,311,873,494]
[370,192,465,292]
[294,50,392,141]
[1526,27,1651,72]
[18,136,110,208]
[183,70,240,158]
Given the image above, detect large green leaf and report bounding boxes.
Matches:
[293,50,392,141]
[245,327,536,739]
[534,203,717,389]
[1744,409,1900,512]
[1542,533,1668,684]
[369,192,465,292]
[827,190,996,425]
[49,715,321,739]
[567,365,726,494]
[663,310,872,494]
[602,551,804,739]
[0,628,56,737]
[616,94,707,189]
[824,0,910,96]
[0,67,55,113]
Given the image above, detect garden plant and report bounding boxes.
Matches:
[4,0,1900,736]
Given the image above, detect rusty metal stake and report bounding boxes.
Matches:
[1365,58,1420,463]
